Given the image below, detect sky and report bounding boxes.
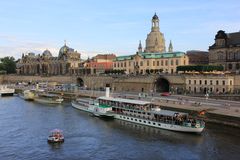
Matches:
[0,0,240,59]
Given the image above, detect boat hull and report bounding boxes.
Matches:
[114,114,204,133]
[35,98,63,104]
[71,101,93,113]
[1,93,14,96]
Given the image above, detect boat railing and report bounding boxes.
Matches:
[116,112,204,128]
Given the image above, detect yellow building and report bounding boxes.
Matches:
[113,13,189,74]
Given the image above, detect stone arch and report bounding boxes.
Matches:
[77,77,84,87]
[155,77,170,92]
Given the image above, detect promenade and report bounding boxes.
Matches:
[14,85,240,127]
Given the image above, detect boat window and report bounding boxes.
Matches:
[139,120,142,122]
[120,116,122,118]
[135,119,137,121]
[138,112,141,114]
[144,121,146,123]
[127,117,129,119]
[123,117,125,119]
[158,124,161,126]
[148,122,151,124]
[147,113,151,115]
[131,118,133,120]
[153,123,156,125]
[143,112,146,114]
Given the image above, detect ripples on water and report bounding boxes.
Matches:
[0,96,239,160]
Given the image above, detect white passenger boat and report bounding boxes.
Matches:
[71,99,95,113]
[71,98,114,118]
[94,87,204,133]
[0,85,15,96]
[35,93,64,104]
[19,90,35,101]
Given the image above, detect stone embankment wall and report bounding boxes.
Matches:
[4,75,74,84]
[0,75,4,84]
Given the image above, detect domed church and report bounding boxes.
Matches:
[144,13,166,53]
[17,41,81,75]
[113,13,189,75]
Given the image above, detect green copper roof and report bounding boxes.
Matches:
[114,52,186,61]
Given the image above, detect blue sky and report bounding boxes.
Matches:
[0,0,239,59]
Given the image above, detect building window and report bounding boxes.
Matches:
[189,80,191,84]
[171,60,174,66]
[124,62,126,67]
[147,60,149,66]
[121,63,123,67]
[153,61,155,66]
[176,59,179,65]
[228,64,233,70]
[161,60,164,66]
[157,61,159,66]
[236,63,240,70]
[129,61,131,66]
[210,80,213,85]
[222,81,225,85]
[223,88,225,93]
[205,80,207,85]
[165,60,168,66]
[199,80,202,85]
[194,80,196,85]
[230,80,232,85]
[140,61,143,66]
[216,80,219,85]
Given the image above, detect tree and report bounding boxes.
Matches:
[177,65,224,73]
[0,56,16,74]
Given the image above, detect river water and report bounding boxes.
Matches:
[0,96,239,160]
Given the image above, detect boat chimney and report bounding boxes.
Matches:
[36,83,39,90]
[105,84,110,97]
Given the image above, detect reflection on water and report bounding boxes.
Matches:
[0,96,239,160]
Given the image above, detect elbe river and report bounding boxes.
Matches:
[0,96,239,160]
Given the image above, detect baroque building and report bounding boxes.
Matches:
[17,42,81,75]
[209,30,240,73]
[145,13,166,53]
[113,13,188,74]
[84,54,116,75]
[185,74,234,94]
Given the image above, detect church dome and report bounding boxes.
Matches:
[152,13,159,20]
[42,49,52,57]
[58,44,69,58]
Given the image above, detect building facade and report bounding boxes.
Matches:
[17,42,81,75]
[113,52,188,74]
[209,30,240,73]
[186,50,209,65]
[113,13,188,74]
[84,54,116,74]
[185,75,234,94]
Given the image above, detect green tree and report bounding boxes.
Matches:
[0,56,16,74]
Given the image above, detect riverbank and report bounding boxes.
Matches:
[15,88,240,128]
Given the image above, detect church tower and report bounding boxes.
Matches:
[144,13,166,53]
[138,40,143,53]
[168,40,173,52]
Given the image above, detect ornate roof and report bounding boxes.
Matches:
[59,44,69,56]
[42,49,52,57]
[215,30,227,39]
[152,13,159,20]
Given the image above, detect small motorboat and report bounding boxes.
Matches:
[47,129,64,143]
